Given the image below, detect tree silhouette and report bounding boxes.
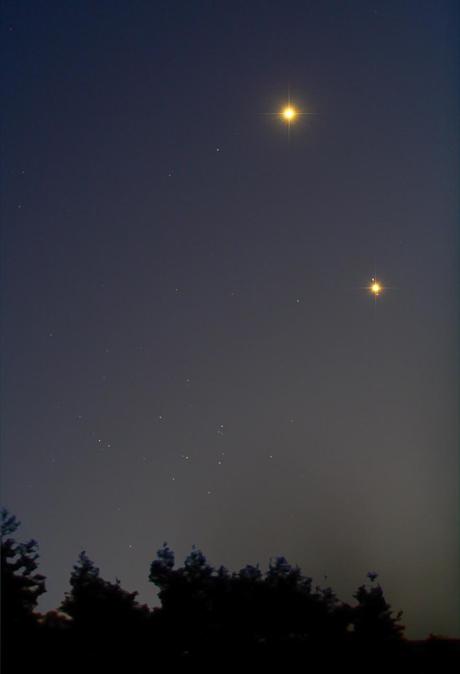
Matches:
[1,508,46,626]
[61,550,150,626]
[1,508,46,673]
[3,515,459,671]
[149,543,221,659]
[148,545,356,664]
[60,551,150,671]
[352,572,405,643]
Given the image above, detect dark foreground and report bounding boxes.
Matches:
[2,510,459,672]
[3,624,460,673]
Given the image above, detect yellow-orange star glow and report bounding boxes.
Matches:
[370,279,382,296]
[281,106,297,121]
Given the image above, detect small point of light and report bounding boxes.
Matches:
[371,281,382,296]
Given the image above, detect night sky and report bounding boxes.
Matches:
[1,1,459,639]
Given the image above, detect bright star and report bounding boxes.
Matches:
[261,96,316,131]
[370,278,382,296]
[282,106,297,121]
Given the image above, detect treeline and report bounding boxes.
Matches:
[1,508,458,671]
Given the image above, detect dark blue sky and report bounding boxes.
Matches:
[1,0,459,638]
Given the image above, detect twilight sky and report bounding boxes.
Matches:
[1,0,459,639]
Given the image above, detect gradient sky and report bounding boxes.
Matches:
[1,0,459,639]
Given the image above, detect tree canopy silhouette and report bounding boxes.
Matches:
[59,550,151,670]
[1,508,46,628]
[147,543,402,663]
[60,550,148,629]
[2,508,459,672]
[352,572,405,642]
[1,508,46,673]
